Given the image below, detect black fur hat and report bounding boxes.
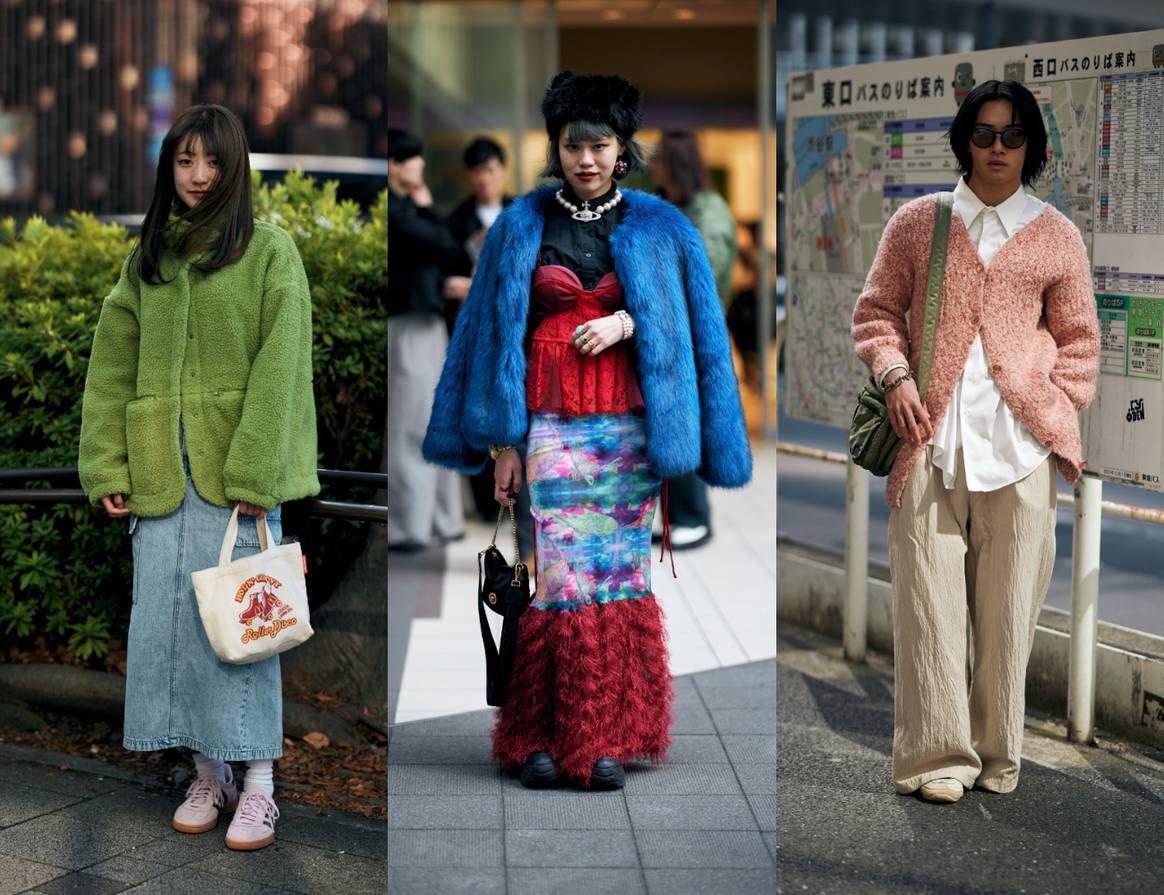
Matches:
[541,70,642,140]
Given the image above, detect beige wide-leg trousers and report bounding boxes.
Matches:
[888,449,1056,795]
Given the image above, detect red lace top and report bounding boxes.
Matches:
[526,264,644,415]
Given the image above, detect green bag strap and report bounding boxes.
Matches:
[915,191,953,400]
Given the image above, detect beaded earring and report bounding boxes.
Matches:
[612,156,629,179]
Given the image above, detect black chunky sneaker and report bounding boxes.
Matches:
[520,752,559,788]
[589,757,625,790]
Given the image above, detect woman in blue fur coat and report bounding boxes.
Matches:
[423,71,751,790]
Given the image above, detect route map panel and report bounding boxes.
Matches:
[785,29,1164,491]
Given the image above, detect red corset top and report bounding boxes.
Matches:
[527,265,644,415]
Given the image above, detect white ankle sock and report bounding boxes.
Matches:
[244,759,275,798]
[192,752,228,783]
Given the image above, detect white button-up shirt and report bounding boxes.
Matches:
[929,178,1051,491]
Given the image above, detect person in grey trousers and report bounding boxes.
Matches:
[387,128,464,550]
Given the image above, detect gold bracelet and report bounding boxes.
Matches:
[489,444,516,460]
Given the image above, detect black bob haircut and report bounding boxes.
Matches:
[946,80,1048,187]
[463,137,506,169]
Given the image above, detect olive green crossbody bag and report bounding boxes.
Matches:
[848,192,953,476]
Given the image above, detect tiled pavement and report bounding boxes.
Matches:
[0,744,385,895]
[387,441,779,893]
[388,660,776,895]
[778,621,1164,894]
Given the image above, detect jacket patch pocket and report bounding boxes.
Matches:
[125,396,178,497]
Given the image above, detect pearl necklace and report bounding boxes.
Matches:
[555,187,622,222]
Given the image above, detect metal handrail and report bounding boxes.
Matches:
[0,468,387,523]
[0,467,387,488]
[776,441,1164,527]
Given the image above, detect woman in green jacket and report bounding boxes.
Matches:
[78,105,319,851]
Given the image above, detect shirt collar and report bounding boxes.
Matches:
[952,176,1026,236]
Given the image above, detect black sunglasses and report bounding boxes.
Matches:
[970,125,1026,150]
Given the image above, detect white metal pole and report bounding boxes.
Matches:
[844,459,870,663]
[1068,474,1102,744]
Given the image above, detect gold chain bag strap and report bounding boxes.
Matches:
[477,503,531,707]
[848,191,953,476]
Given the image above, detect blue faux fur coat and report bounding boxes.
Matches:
[422,185,752,488]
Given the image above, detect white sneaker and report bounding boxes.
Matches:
[670,525,711,550]
[172,764,238,834]
[919,777,964,803]
[225,790,280,850]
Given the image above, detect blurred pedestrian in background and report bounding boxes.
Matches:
[423,71,751,790]
[650,130,739,550]
[387,128,464,551]
[442,136,514,322]
[441,137,533,559]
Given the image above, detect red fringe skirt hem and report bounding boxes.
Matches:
[491,594,673,786]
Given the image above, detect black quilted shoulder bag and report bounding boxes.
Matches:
[478,504,531,707]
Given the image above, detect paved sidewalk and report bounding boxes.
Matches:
[778,621,1164,894]
[388,660,776,894]
[0,744,385,895]
[387,442,779,893]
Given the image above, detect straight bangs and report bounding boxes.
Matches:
[540,119,647,180]
[138,104,254,284]
[566,120,616,144]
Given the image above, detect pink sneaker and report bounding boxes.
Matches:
[225,790,280,851]
[172,764,238,834]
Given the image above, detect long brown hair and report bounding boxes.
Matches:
[655,130,711,207]
[137,104,254,284]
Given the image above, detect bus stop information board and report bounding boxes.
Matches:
[784,28,1164,491]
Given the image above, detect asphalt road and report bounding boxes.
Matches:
[776,377,1164,639]
[778,621,1164,895]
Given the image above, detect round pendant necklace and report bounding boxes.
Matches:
[556,187,622,222]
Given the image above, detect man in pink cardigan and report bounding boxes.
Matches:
[852,80,1099,804]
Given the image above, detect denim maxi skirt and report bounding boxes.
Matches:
[122,445,284,761]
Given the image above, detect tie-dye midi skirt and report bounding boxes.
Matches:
[492,412,673,785]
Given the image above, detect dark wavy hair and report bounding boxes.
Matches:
[655,130,711,207]
[946,80,1048,187]
[137,104,254,285]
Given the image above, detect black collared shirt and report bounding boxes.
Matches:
[538,182,623,290]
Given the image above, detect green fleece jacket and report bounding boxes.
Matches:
[78,220,320,515]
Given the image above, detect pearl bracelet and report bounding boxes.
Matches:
[615,309,635,341]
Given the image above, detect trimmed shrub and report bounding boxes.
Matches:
[0,173,387,661]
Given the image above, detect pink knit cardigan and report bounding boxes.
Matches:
[852,192,1099,508]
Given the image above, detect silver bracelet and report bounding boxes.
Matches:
[882,370,913,395]
[615,309,635,341]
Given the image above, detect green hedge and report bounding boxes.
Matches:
[0,172,387,661]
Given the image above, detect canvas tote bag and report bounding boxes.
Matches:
[192,507,313,664]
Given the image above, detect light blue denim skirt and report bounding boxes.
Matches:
[123,448,284,761]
